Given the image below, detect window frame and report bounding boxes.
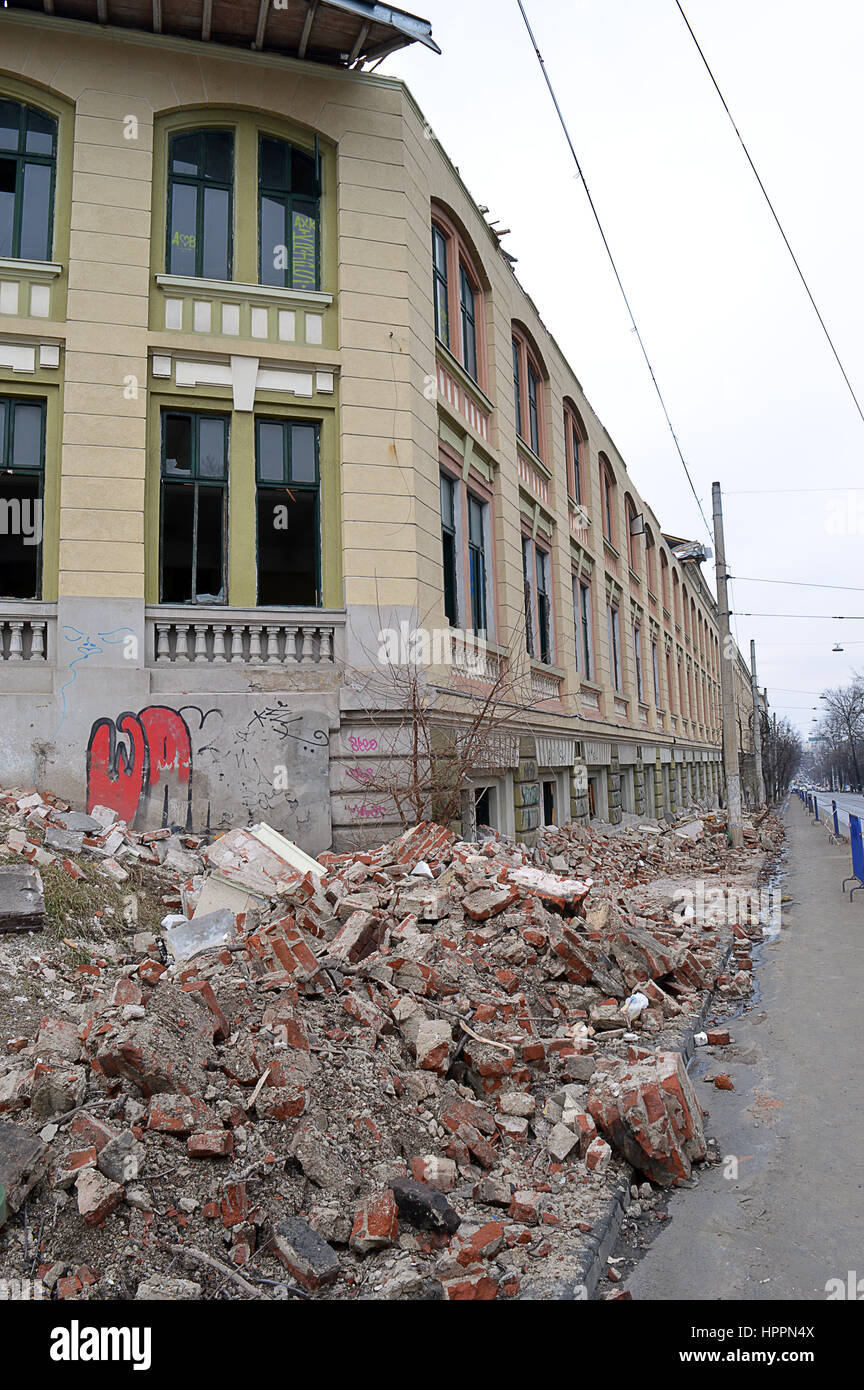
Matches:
[254,416,322,607]
[573,575,593,681]
[523,533,553,665]
[159,408,230,605]
[564,402,585,506]
[634,622,644,703]
[0,98,57,262]
[608,601,622,692]
[512,330,546,460]
[0,394,46,600]
[439,462,493,638]
[431,209,486,388]
[257,134,321,292]
[600,456,616,545]
[166,128,234,281]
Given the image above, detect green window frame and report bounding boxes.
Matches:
[460,265,478,383]
[255,418,321,606]
[258,136,320,291]
[166,129,234,280]
[512,339,522,441]
[432,224,450,347]
[0,99,57,262]
[160,410,229,604]
[0,395,46,600]
[440,472,458,627]
[467,492,487,635]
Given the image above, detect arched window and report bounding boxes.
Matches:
[167,129,234,279]
[431,206,486,386]
[645,525,657,593]
[660,548,669,610]
[625,494,641,574]
[599,455,616,544]
[512,326,545,458]
[563,399,586,505]
[672,569,681,625]
[259,135,320,290]
[0,98,57,261]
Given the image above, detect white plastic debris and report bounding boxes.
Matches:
[623,991,650,1023]
[409,861,434,878]
[693,1031,708,1047]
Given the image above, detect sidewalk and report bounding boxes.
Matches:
[627,796,864,1300]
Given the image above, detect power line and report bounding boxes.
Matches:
[731,576,864,593]
[724,486,859,496]
[516,0,712,541]
[740,613,864,620]
[675,1,864,429]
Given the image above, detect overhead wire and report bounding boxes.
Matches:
[515,0,712,540]
[675,0,864,429]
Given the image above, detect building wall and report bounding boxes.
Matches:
[0,14,729,847]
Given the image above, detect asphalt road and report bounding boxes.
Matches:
[805,789,864,833]
[626,796,864,1301]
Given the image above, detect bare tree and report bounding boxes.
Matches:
[343,609,548,832]
[813,678,864,791]
[760,712,802,803]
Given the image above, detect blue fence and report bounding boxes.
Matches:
[842,813,864,901]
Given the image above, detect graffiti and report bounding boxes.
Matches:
[248,700,330,755]
[51,626,134,739]
[347,766,375,784]
[347,803,386,820]
[86,705,196,829]
[347,736,378,753]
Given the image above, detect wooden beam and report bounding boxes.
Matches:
[201,0,213,42]
[152,0,162,35]
[252,0,269,50]
[298,1,319,60]
[97,0,109,22]
[348,21,370,65]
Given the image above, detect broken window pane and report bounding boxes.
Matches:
[0,396,44,600]
[256,487,318,606]
[160,411,229,603]
[255,418,320,606]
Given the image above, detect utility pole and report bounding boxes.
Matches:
[712,481,744,847]
[750,640,767,806]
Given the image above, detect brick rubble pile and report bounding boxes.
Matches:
[0,787,782,1301]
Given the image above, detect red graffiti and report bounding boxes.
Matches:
[86,705,192,828]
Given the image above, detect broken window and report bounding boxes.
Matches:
[259,136,320,291]
[0,99,56,261]
[167,130,233,280]
[0,396,45,600]
[255,418,320,606]
[523,536,552,665]
[440,472,458,627]
[160,410,228,604]
[467,493,487,635]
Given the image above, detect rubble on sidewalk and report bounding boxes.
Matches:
[0,783,783,1299]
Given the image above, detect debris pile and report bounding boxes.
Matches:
[0,788,782,1300]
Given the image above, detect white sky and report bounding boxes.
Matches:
[384,0,864,742]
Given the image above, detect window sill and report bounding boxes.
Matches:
[517,437,551,481]
[435,340,494,414]
[0,258,63,280]
[156,274,333,306]
[602,538,619,560]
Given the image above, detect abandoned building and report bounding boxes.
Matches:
[0,0,756,852]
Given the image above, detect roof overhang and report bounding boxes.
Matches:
[2,0,440,68]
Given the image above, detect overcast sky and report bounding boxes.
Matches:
[384,0,864,742]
